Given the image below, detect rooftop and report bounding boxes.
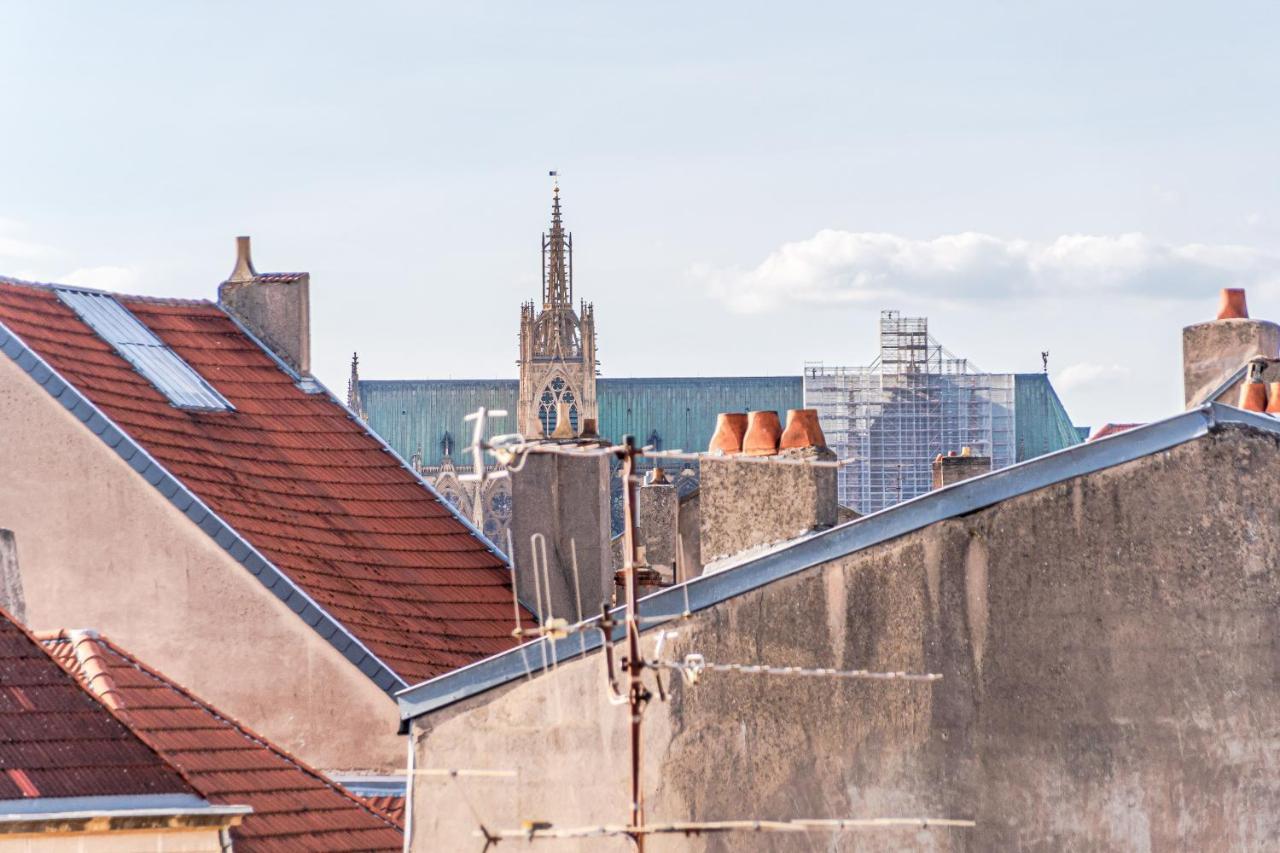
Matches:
[395,401,1278,722]
[42,630,403,852]
[0,608,194,804]
[0,276,534,689]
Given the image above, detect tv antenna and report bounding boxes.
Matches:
[453,411,975,850]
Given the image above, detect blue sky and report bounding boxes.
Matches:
[2,2,1278,429]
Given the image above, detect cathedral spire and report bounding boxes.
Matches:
[542,173,572,310]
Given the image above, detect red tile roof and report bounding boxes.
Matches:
[1088,422,1144,441]
[0,278,532,685]
[0,611,195,802]
[43,631,403,852]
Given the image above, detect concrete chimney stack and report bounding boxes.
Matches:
[1183,288,1280,408]
[699,412,837,565]
[217,236,312,375]
[508,443,613,623]
[932,449,991,490]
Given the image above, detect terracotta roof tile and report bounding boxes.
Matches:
[0,279,533,684]
[44,633,402,852]
[0,613,195,803]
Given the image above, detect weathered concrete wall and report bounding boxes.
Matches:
[1183,318,1280,406]
[636,480,678,576]
[0,353,400,772]
[677,490,701,578]
[700,454,836,564]
[510,448,613,622]
[411,426,1280,851]
[0,828,227,852]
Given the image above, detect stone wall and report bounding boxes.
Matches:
[410,426,1280,851]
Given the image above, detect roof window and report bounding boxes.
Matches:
[56,289,233,411]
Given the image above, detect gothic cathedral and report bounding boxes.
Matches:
[517,180,598,438]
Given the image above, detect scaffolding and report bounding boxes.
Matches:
[805,311,1015,514]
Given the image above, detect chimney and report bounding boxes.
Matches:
[0,530,27,624]
[1182,288,1279,408]
[509,442,612,623]
[635,468,679,581]
[932,448,991,490]
[217,236,312,374]
[699,411,837,565]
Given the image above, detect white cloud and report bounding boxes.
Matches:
[59,266,140,292]
[1056,363,1132,392]
[693,231,1280,314]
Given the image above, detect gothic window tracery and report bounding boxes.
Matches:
[538,376,579,435]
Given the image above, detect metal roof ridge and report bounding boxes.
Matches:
[0,317,410,697]
[395,402,1277,722]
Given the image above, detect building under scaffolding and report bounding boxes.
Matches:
[806,311,1017,514]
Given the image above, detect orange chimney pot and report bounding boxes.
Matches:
[1239,378,1268,412]
[779,408,827,450]
[708,412,748,455]
[742,410,782,457]
[1217,288,1249,320]
[1266,382,1280,414]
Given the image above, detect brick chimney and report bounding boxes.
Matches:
[217,236,312,374]
[1183,288,1280,408]
[932,448,991,490]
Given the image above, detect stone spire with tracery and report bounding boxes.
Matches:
[517,174,598,437]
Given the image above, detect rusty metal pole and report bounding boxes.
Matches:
[620,436,646,851]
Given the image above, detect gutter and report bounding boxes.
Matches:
[395,402,1280,723]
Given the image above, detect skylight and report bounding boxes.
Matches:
[56,289,234,411]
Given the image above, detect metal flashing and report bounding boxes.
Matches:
[0,317,410,698]
[0,793,251,820]
[396,402,1278,722]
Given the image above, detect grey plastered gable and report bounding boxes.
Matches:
[0,318,410,698]
[395,401,1280,722]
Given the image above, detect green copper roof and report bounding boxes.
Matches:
[359,373,1079,470]
[1013,373,1083,461]
[358,376,803,468]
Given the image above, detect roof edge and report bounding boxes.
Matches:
[0,317,410,697]
[42,631,404,832]
[396,402,1278,722]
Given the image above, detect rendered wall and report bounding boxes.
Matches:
[0,353,401,773]
[411,426,1280,851]
[0,828,225,852]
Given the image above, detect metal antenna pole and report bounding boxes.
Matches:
[620,435,648,851]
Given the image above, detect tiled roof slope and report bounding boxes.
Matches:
[43,632,402,852]
[0,278,532,684]
[0,610,194,801]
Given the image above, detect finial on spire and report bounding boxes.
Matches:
[347,352,362,413]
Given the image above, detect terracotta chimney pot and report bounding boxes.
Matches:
[779,408,827,450]
[742,410,782,457]
[1239,378,1268,412]
[579,417,601,440]
[1217,288,1250,320]
[708,412,748,455]
[1266,382,1280,414]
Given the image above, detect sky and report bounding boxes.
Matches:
[2,1,1278,430]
